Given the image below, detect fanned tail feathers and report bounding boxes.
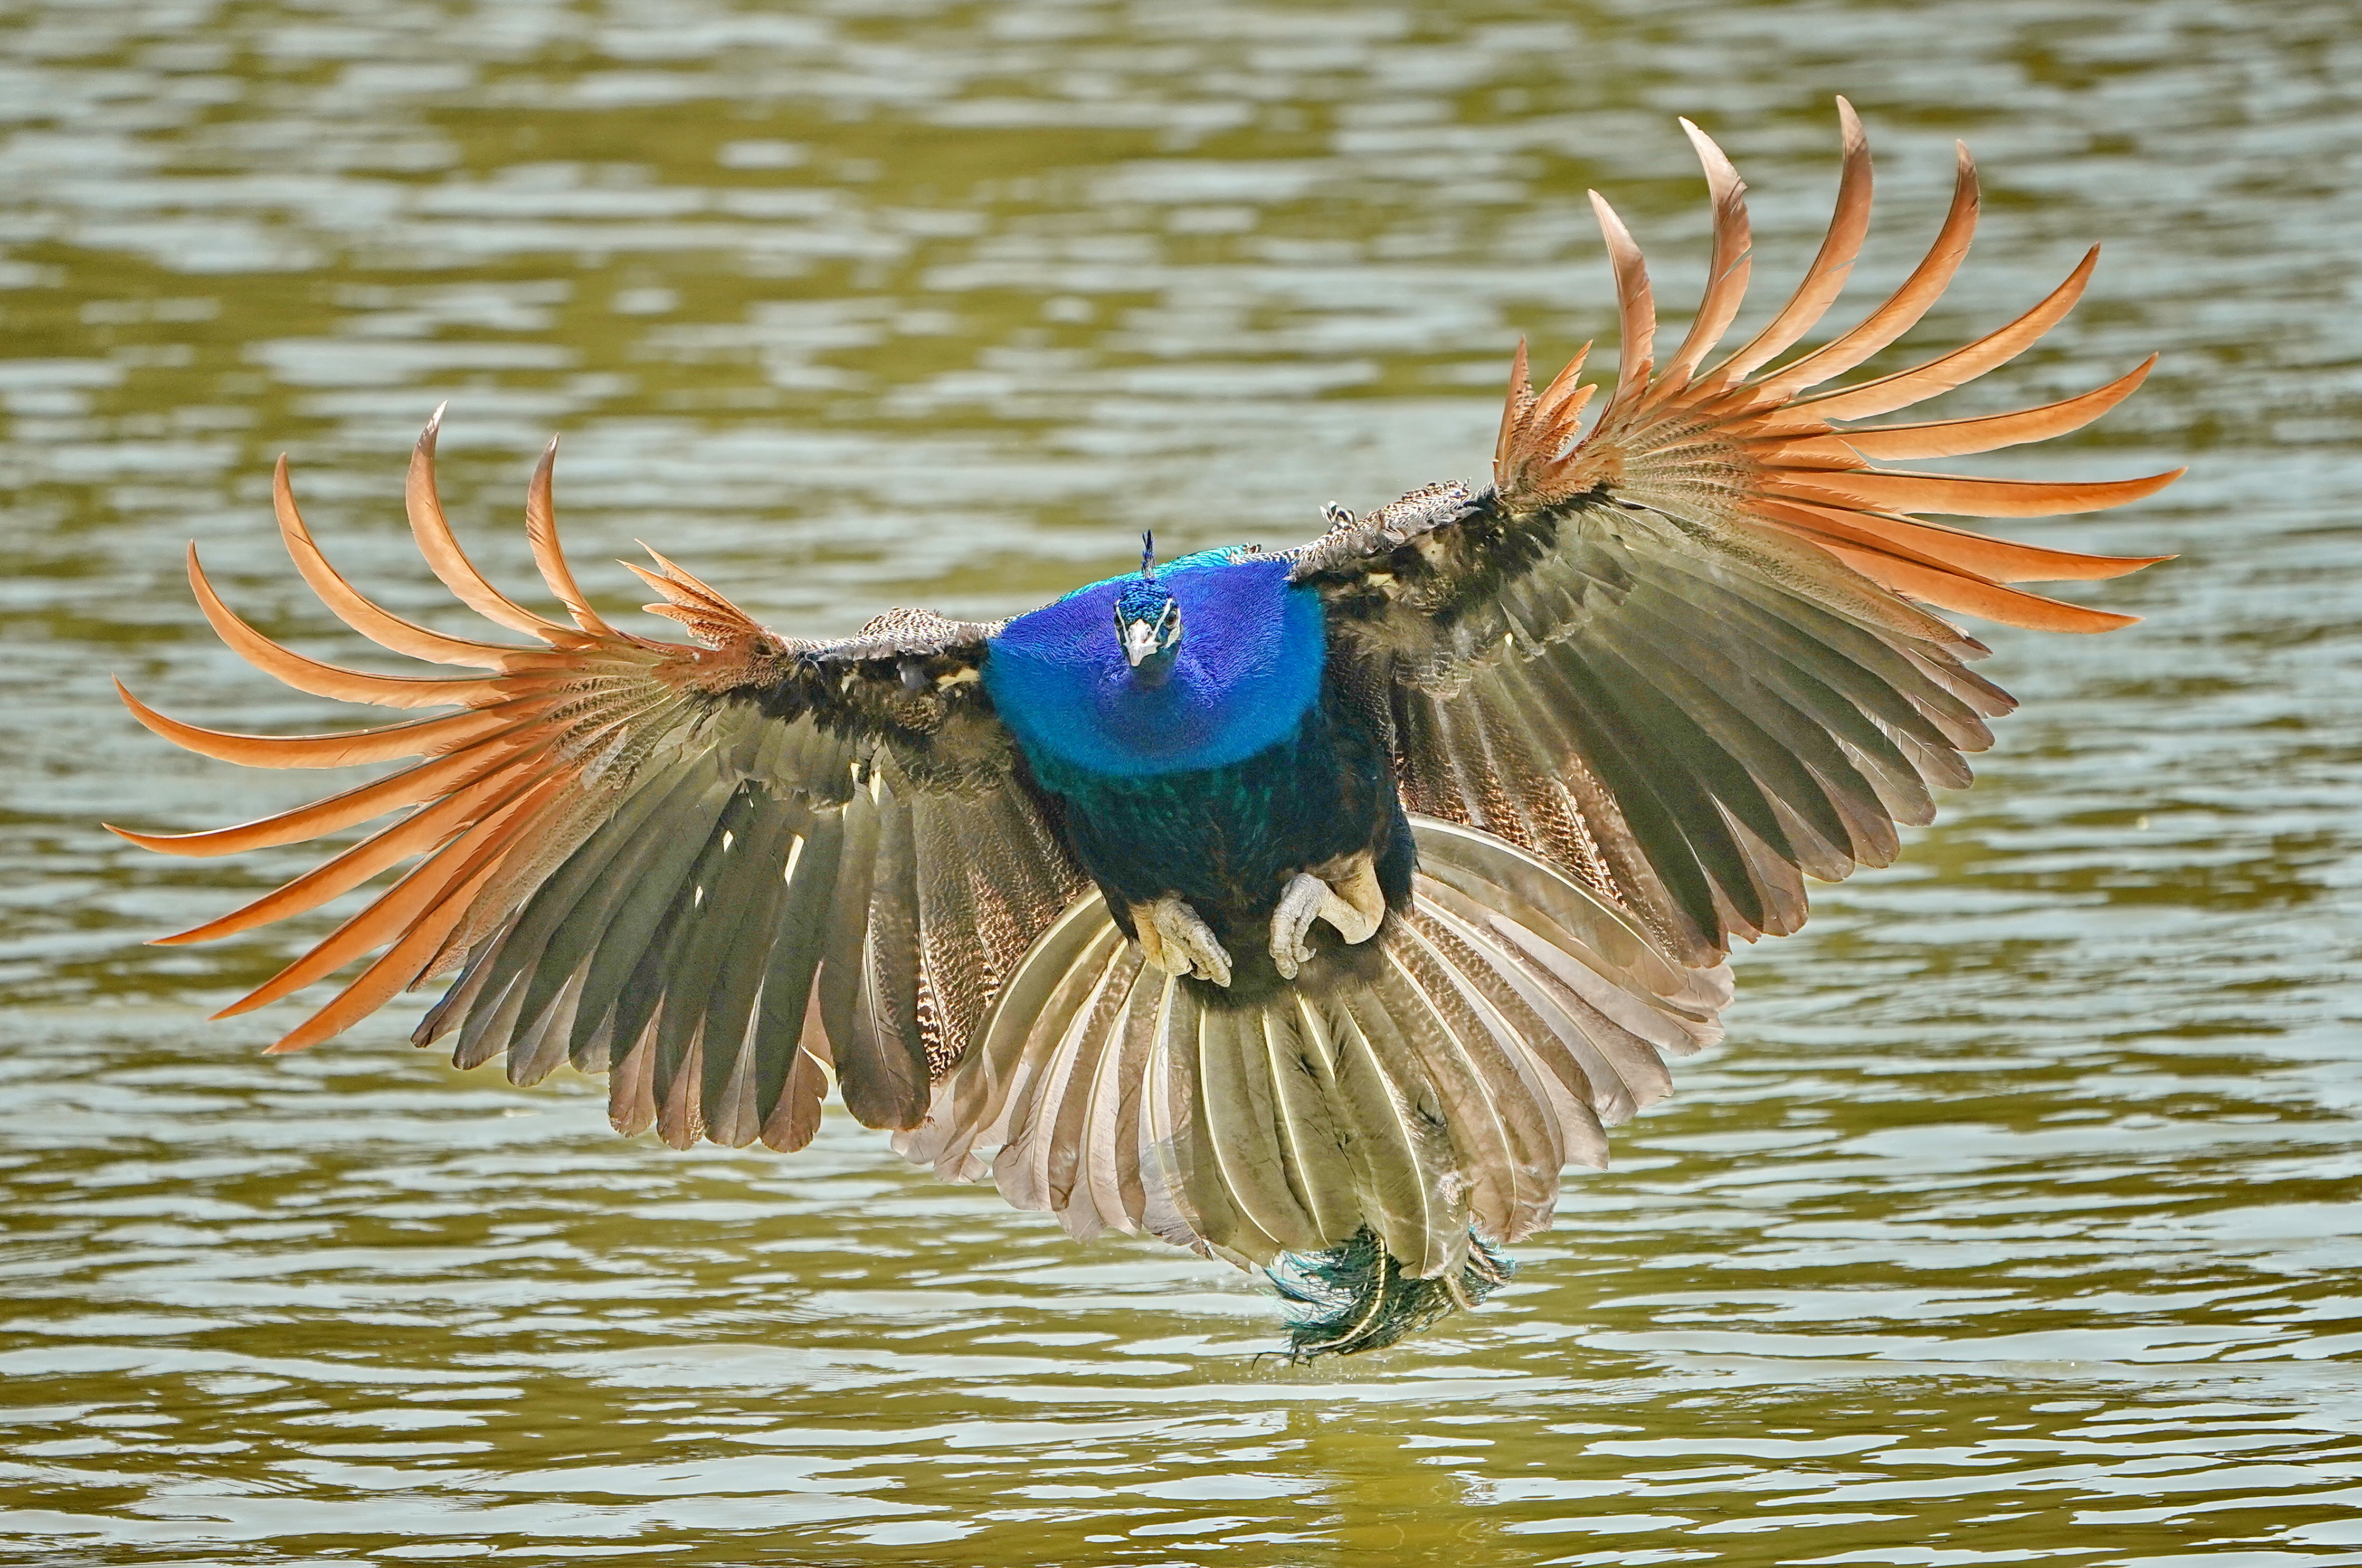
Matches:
[895,817,1729,1352]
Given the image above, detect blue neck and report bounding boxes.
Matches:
[984,552,1326,780]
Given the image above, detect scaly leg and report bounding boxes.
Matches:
[1131,895,1233,987]
[1270,851,1387,980]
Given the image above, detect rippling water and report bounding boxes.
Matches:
[4,1,2358,1561]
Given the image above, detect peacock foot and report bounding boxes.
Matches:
[1132,894,1233,986]
[1270,852,1387,981]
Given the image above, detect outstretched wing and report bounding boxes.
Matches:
[1291,100,2179,967]
[112,413,1088,1146]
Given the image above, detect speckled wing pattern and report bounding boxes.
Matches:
[111,414,1087,1146]
[1290,99,2177,968]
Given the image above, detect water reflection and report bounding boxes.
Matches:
[4,0,2359,1561]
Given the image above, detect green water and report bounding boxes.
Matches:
[3,1,2358,1562]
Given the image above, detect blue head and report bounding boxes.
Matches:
[1113,535,1183,685]
[985,544,1326,780]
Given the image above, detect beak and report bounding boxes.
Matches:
[1121,617,1164,670]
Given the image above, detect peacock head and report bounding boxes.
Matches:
[1113,533,1182,684]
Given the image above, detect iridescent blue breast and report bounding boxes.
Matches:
[983,550,1326,780]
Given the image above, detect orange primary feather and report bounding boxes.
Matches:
[272,457,528,670]
[1711,97,1872,384]
[1834,355,2158,461]
[403,405,587,645]
[1660,118,1752,388]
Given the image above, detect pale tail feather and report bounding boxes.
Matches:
[893,817,1730,1352]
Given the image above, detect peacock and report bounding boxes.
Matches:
[112,103,2178,1356]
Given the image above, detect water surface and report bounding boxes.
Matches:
[3,1,2359,1562]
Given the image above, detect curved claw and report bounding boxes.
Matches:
[1270,875,1325,981]
[1134,895,1232,987]
[1270,860,1386,980]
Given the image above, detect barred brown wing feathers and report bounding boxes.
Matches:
[1291,99,2175,963]
[109,417,1086,1144]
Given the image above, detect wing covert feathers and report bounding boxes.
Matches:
[111,418,1082,1138]
[897,819,1729,1291]
[1296,100,2175,966]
